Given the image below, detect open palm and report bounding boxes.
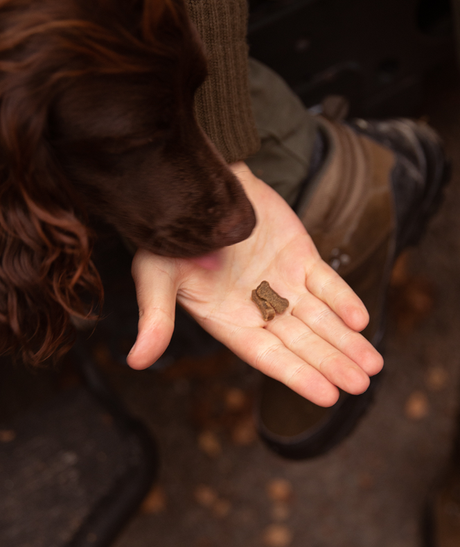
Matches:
[128,163,383,407]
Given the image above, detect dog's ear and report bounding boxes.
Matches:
[139,0,186,44]
[0,100,103,366]
[98,0,182,43]
[0,163,104,366]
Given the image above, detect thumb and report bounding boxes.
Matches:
[126,249,179,370]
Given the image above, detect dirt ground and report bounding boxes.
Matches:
[3,65,460,547]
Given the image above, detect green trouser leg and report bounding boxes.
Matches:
[246,58,318,206]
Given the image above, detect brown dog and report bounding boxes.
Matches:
[0,0,256,365]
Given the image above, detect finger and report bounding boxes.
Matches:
[291,292,384,377]
[266,314,371,394]
[219,325,340,407]
[306,259,370,332]
[127,250,178,370]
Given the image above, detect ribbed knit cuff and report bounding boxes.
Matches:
[185,0,260,163]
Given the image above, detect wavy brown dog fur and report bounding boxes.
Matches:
[0,0,256,366]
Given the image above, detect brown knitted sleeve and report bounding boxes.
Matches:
[185,0,260,163]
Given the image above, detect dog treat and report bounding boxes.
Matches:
[256,281,289,313]
[251,281,289,321]
[251,290,276,321]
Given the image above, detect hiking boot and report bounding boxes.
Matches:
[257,116,450,460]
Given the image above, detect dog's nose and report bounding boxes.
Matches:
[215,205,257,246]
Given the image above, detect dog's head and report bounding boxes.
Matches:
[0,0,256,364]
[50,0,256,257]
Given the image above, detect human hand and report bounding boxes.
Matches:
[127,162,383,407]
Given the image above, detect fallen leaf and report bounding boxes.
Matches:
[425,366,448,391]
[212,498,231,518]
[194,485,218,507]
[0,430,15,443]
[225,387,247,411]
[405,391,429,420]
[231,417,257,446]
[390,276,435,333]
[271,502,290,521]
[198,430,222,458]
[266,479,293,502]
[263,524,293,547]
[358,472,375,490]
[140,485,167,514]
[390,253,411,287]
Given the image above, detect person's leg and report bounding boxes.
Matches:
[245,58,318,206]
[246,58,449,459]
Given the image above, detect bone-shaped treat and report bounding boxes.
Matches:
[251,280,289,321]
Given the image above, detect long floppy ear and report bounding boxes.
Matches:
[0,156,103,366]
[0,100,103,365]
[0,0,182,365]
